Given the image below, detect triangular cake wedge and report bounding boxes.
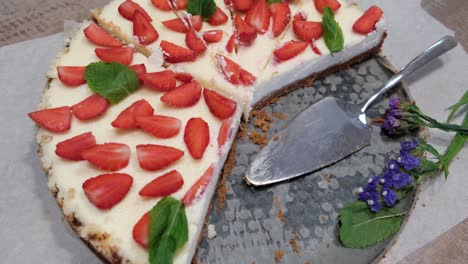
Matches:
[37,21,242,263]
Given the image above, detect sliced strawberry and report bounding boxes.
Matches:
[160,41,196,63]
[119,0,152,21]
[218,119,232,148]
[311,39,322,55]
[139,170,184,197]
[207,7,228,26]
[162,18,189,33]
[141,70,176,91]
[203,30,223,43]
[71,94,109,120]
[215,54,241,85]
[160,81,202,107]
[136,144,184,170]
[136,115,181,138]
[188,15,203,31]
[293,11,307,21]
[245,0,271,34]
[226,34,236,53]
[293,20,323,42]
[234,15,257,44]
[83,22,123,47]
[185,28,207,53]
[224,0,232,5]
[133,10,159,45]
[130,64,147,80]
[353,6,384,34]
[232,0,254,11]
[240,69,256,85]
[313,0,341,13]
[132,212,150,249]
[82,173,133,210]
[175,72,193,82]
[151,0,172,10]
[182,165,214,206]
[95,47,134,65]
[184,118,210,159]
[28,106,71,133]
[203,89,237,119]
[81,143,131,171]
[55,132,96,161]
[270,3,291,38]
[57,66,86,86]
[112,99,154,129]
[274,40,308,61]
[171,0,187,9]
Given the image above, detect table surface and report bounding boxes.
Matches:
[1,0,467,263]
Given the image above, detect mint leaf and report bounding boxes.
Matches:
[267,0,282,4]
[322,7,344,53]
[447,90,468,122]
[148,197,188,264]
[187,0,217,20]
[339,201,404,248]
[85,62,140,104]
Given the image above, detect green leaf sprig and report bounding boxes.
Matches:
[187,0,217,20]
[85,62,140,104]
[322,7,344,53]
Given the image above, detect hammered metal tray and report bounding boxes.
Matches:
[196,57,417,264]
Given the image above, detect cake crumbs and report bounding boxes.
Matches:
[272,112,287,120]
[273,135,280,141]
[253,110,275,132]
[217,144,236,211]
[289,238,300,255]
[278,209,286,222]
[249,130,268,148]
[274,249,285,263]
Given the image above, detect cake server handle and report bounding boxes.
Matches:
[360,35,458,113]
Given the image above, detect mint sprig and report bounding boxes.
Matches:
[148,197,188,264]
[267,0,282,4]
[187,0,217,20]
[85,62,140,104]
[322,7,344,53]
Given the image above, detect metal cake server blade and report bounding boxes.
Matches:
[246,36,457,186]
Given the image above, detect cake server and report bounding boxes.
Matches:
[245,36,457,186]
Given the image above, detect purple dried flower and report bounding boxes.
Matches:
[382,186,398,207]
[369,199,383,212]
[398,153,420,171]
[382,115,401,135]
[400,139,419,154]
[388,108,404,118]
[389,97,401,109]
[390,170,412,189]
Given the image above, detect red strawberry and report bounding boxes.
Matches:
[293,11,307,21]
[162,18,189,33]
[274,40,308,61]
[270,3,291,38]
[71,94,109,120]
[184,118,210,159]
[234,15,257,44]
[185,28,207,53]
[55,132,96,161]
[95,47,134,65]
[218,119,232,148]
[136,144,184,170]
[182,165,214,206]
[81,143,131,171]
[160,81,202,107]
[133,10,159,45]
[175,72,193,82]
[203,89,237,119]
[171,0,187,9]
[207,7,228,26]
[224,0,232,5]
[353,6,384,34]
[188,15,203,31]
[313,0,341,13]
[293,20,323,42]
[225,34,236,53]
[245,0,271,34]
[57,66,86,86]
[139,170,184,197]
[84,22,123,47]
[136,115,181,138]
[240,69,256,85]
[215,54,241,85]
[130,64,147,80]
[132,212,150,249]
[203,30,223,43]
[160,41,196,63]
[28,106,71,133]
[141,70,176,91]
[151,0,172,10]
[232,0,254,11]
[82,173,133,210]
[119,0,152,21]
[112,99,154,129]
[311,39,322,55]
